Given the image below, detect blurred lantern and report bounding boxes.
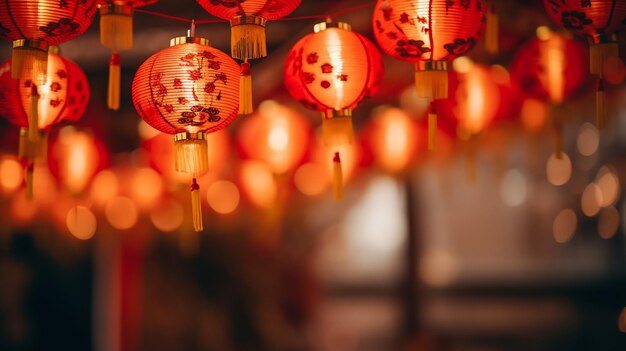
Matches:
[132,32,239,232]
[510,29,586,157]
[97,0,158,111]
[372,0,486,150]
[53,127,100,195]
[237,100,311,175]
[0,0,97,83]
[543,0,626,128]
[484,0,499,54]
[364,106,419,175]
[284,21,384,200]
[0,48,90,199]
[196,0,302,115]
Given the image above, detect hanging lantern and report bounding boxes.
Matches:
[236,100,311,175]
[97,0,158,111]
[284,21,384,200]
[196,0,301,115]
[0,0,97,83]
[543,0,626,128]
[510,30,586,157]
[372,0,486,150]
[0,49,90,199]
[132,34,240,232]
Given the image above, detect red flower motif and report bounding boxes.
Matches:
[399,12,410,24]
[321,81,331,89]
[201,51,217,60]
[188,69,202,81]
[49,98,62,107]
[56,70,67,79]
[50,82,62,92]
[307,53,319,64]
[382,6,392,21]
[302,72,315,84]
[215,72,227,84]
[164,104,174,113]
[207,60,221,70]
[321,63,333,74]
[204,82,215,94]
[178,97,188,105]
[337,74,348,82]
[173,78,182,88]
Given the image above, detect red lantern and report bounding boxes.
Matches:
[284,21,384,200]
[97,0,158,111]
[0,49,90,198]
[543,0,626,128]
[372,0,486,149]
[0,0,97,83]
[132,34,240,232]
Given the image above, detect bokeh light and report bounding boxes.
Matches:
[581,183,602,217]
[149,198,184,232]
[500,169,528,207]
[553,209,577,244]
[0,155,23,193]
[130,167,163,209]
[420,250,458,288]
[207,180,240,214]
[598,206,620,239]
[90,170,119,205]
[595,166,620,208]
[546,152,572,186]
[521,99,547,132]
[66,206,97,240]
[576,123,599,157]
[105,196,139,230]
[294,162,328,196]
[239,161,277,209]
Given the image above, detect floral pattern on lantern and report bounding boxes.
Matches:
[544,0,626,37]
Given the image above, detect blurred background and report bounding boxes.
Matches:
[1,0,626,350]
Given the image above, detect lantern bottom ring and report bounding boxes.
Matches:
[231,15,267,28]
[13,39,48,52]
[323,108,352,119]
[98,4,133,16]
[314,21,352,33]
[170,36,211,47]
[174,131,208,142]
[416,61,448,72]
[589,32,618,45]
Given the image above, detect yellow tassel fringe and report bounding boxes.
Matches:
[100,11,133,51]
[174,134,209,175]
[231,16,267,60]
[108,52,121,111]
[590,42,618,77]
[485,2,499,54]
[322,116,354,147]
[28,85,39,142]
[26,162,34,201]
[12,45,48,84]
[191,178,203,232]
[415,69,448,100]
[596,79,605,129]
[239,61,253,115]
[332,152,343,201]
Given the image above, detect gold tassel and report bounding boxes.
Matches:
[230,15,267,60]
[485,1,499,54]
[589,41,618,76]
[596,78,606,129]
[108,52,121,111]
[415,62,448,100]
[174,132,209,174]
[322,114,354,147]
[332,152,343,201]
[239,61,253,115]
[26,162,34,201]
[99,5,134,51]
[28,85,40,142]
[12,41,48,84]
[428,111,437,152]
[190,178,203,232]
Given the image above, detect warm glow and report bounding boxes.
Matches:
[453,64,499,134]
[541,35,565,104]
[546,152,572,186]
[129,167,163,209]
[420,250,458,287]
[239,161,277,209]
[315,142,359,183]
[90,170,119,205]
[553,209,577,244]
[66,206,97,240]
[581,183,602,217]
[138,120,161,140]
[369,107,417,174]
[604,56,626,85]
[105,196,139,230]
[521,99,548,132]
[490,65,511,85]
[32,164,57,206]
[598,206,620,239]
[10,190,37,224]
[596,166,620,208]
[453,57,473,74]
[55,127,99,194]
[150,198,184,232]
[536,26,552,41]
[207,180,240,214]
[0,155,23,193]
[500,169,528,207]
[576,123,599,156]
[294,162,329,196]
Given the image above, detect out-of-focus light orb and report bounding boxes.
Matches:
[138,120,160,140]
[596,166,620,207]
[521,99,547,132]
[546,152,572,186]
[536,26,552,41]
[553,208,577,244]
[294,162,328,196]
[239,161,276,209]
[581,183,602,217]
[490,64,511,85]
[32,165,57,206]
[56,127,99,194]
[453,56,473,74]
[150,199,184,232]
[420,250,458,287]
[0,156,23,193]
[619,307,626,333]
[598,206,620,239]
[66,206,97,240]
[130,167,163,209]
[368,107,417,174]
[576,123,599,157]
[105,196,139,230]
[500,169,528,207]
[207,180,240,214]
[90,170,119,205]
[10,190,37,224]
[604,56,626,85]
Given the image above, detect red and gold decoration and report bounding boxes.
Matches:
[0,48,90,199]
[196,0,302,115]
[543,0,626,128]
[97,0,158,111]
[372,0,486,150]
[284,21,383,200]
[0,0,97,83]
[132,33,240,232]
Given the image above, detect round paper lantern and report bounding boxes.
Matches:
[0,0,97,83]
[196,0,301,60]
[132,35,240,232]
[0,49,90,198]
[284,21,384,200]
[543,0,626,128]
[97,0,158,111]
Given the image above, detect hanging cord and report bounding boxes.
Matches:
[134,2,375,25]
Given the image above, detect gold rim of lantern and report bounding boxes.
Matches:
[98,4,134,16]
[174,131,208,142]
[416,60,448,72]
[589,32,617,45]
[314,21,351,33]
[231,15,267,28]
[48,46,59,55]
[322,108,353,119]
[170,36,211,47]
[12,39,48,52]
[18,128,48,160]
